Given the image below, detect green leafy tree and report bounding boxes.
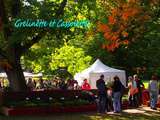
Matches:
[49,44,92,75]
[21,0,98,76]
[0,0,94,91]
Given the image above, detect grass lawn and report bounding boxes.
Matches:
[0,107,159,120]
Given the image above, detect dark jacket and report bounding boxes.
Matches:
[96,79,107,96]
[136,79,144,90]
[112,80,123,92]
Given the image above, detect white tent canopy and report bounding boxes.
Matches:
[74,59,126,89]
[0,72,43,78]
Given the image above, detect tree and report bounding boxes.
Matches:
[97,0,151,52]
[0,0,70,91]
[49,44,92,75]
[21,34,64,75]
[0,0,97,91]
[21,0,97,76]
[97,0,160,77]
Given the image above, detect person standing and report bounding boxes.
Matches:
[36,78,45,89]
[112,76,123,113]
[134,74,144,106]
[148,75,159,110]
[96,74,107,114]
[26,78,35,91]
[106,87,113,112]
[81,79,91,90]
[128,76,139,107]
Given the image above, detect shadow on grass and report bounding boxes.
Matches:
[90,107,160,120]
[0,107,159,120]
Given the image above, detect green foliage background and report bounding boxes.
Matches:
[20,0,160,79]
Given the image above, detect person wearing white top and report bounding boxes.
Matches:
[148,75,159,110]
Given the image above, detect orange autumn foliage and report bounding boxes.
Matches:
[122,12,130,21]
[111,8,118,15]
[128,0,139,3]
[122,40,129,45]
[108,16,116,24]
[104,32,112,40]
[106,45,114,52]
[98,23,110,33]
[97,0,150,52]
[111,35,119,41]
[147,0,159,5]
[122,31,129,37]
[106,41,120,52]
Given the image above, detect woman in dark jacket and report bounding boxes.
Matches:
[112,76,123,113]
[96,74,107,113]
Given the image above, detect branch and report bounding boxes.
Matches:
[19,32,45,55]
[11,0,21,17]
[0,0,10,39]
[55,0,67,18]
[19,0,68,55]
[0,0,21,39]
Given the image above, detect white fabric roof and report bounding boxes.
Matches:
[0,72,42,78]
[74,59,126,89]
[81,59,123,73]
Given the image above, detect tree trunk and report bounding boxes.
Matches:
[5,60,27,91]
[4,47,27,92]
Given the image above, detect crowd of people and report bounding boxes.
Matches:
[0,73,159,113]
[25,77,91,91]
[96,74,159,114]
[128,74,159,110]
[96,74,124,113]
[0,76,91,91]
